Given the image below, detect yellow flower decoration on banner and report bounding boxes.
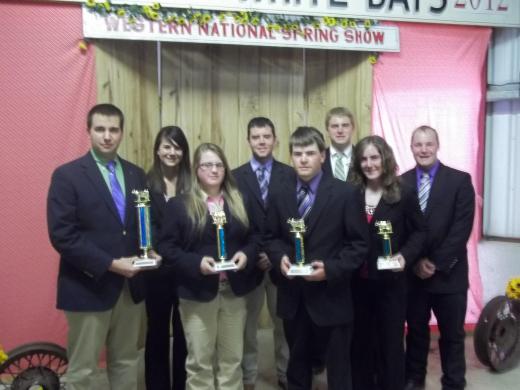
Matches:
[506,277,520,300]
[323,16,337,27]
[83,1,378,37]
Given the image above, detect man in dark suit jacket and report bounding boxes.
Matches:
[322,107,356,182]
[47,104,157,390]
[402,125,475,390]
[265,126,368,390]
[232,117,293,390]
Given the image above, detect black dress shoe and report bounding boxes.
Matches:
[404,380,425,390]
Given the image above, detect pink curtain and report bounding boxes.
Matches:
[0,1,96,350]
[372,22,491,323]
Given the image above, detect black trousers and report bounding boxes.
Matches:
[405,288,467,390]
[283,303,352,390]
[145,275,187,390]
[351,276,406,390]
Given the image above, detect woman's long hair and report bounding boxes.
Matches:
[350,135,401,203]
[185,143,249,235]
[147,126,191,195]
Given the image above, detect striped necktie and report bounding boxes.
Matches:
[107,160,126,223]
[256,166,269,205]
[297,185,312,219]
[334,153,346,181]
[418,172,431,212]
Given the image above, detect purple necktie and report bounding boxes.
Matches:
[297,185,312,219]
[107,160,126,223]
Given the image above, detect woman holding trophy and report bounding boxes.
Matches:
[349,135,426,390]
[145,126,191,390]
[158,143,259,390]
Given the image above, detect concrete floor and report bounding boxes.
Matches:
[86,328,520,390]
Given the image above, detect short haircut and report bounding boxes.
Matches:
[289,126,325,154]
[411,125,440,146]
[247,117,276,138]
[87,104,124,130]
[325,106,355,129]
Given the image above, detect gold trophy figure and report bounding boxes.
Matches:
[132,189,158,268]
[210,209,238,272]
[287,218,313,276]
[375,220,401,270]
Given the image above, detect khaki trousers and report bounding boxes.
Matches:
[179,281,247,390]
[242,274,288,384]
[64,282,144,390]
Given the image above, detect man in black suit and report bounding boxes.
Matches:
[323,107,356,181]
[265,126,367,390]
[402,125,475,390]
[233,117,292,390]
[47,104,159,390]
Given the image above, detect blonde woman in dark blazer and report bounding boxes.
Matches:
[158,143,259,390]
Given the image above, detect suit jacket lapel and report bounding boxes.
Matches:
[122,158,141,227]
[305,175,332,236]
[242,165,264,209]
[424,163,445,217]
[82,153,123,225]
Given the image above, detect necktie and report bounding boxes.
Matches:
[334,153,346,181]
[418,172,431,212]
[107,160,126,223]
[297,185,312,219]
[256,166,269,205]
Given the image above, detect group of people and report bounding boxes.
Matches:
[47,103,475,390]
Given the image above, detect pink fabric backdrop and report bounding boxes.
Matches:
[372,22,491,323]
[0,1,96,350]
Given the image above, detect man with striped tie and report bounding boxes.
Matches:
[402,125,475,390]
[232,117,293,390]
[265,126,367,390]
[323,107,356,182]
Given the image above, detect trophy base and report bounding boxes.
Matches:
[377,256,401,270]
[133,257,159,269]
[287,264,314,276]
[214,260,238,272]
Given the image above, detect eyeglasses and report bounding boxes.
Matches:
[199,162,225,171]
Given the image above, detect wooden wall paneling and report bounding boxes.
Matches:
[236,45,261,166]
[95,40,159,170]
[209,45,241,166]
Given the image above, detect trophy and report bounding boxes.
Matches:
[287,218,313,276]
[210,209,238,272]
[131,190,158,268]
[375,221,401,270]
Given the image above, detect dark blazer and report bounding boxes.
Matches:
[323,147,355,182]
[265,174,368,327]
[158,196,260,302]
[232,159,295,284]
[401,163,475,293]
[362,183,427,279]
[47,152,147,311]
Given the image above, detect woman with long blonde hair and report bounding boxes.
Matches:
[158,143,259,390]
